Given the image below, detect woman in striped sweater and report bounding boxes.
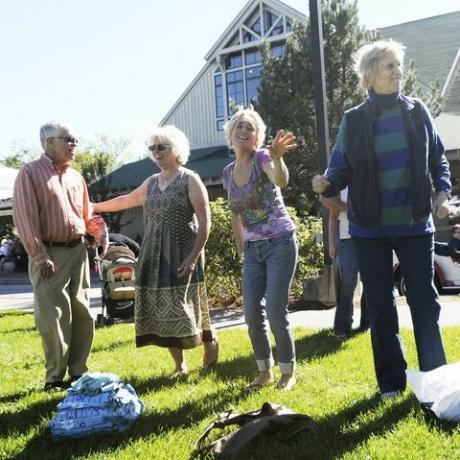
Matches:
[312,40,451,400]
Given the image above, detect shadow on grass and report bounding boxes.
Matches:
[0,394,63,437]
[194,329,344,386]
[232,394,415,460]
[0,310,32,319]
[0,388,40,404]
[91,338,133,354]
[419,401,460,434]
[0,326,36,335]
[9,384,249,460]
[290,329,342,363]
[307,394,414,459]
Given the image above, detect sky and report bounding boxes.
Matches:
[1,0,459,162]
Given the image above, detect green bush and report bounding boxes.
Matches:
[206,198,242,304]
[205,198,323,305]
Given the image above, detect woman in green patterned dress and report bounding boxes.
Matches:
[93,125,218,378]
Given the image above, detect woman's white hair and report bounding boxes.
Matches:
[223,106,267,150]
[146,125,190,165]
[39,121,73,151]
[354,40,406,91]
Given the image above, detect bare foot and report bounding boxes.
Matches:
[203,338,219,367]
[277,373,296,391]
[169,366,188,380]
[247,370,275,389]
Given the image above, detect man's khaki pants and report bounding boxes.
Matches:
[29,243,94,383]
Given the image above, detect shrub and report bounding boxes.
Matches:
[205,198,324,305]
[206,198,242,304]
[287,207,324,297]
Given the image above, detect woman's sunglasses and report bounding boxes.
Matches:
[148,143,171,152]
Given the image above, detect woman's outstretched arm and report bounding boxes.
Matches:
[93,178,149,213]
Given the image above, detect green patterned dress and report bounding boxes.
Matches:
[135,168,214,349]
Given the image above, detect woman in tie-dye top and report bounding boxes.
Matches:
[222,107,298,391]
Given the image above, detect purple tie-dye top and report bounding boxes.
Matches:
[222,149,295,242]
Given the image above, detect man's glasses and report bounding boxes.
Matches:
[148,143,171,152]
[50,136,78,145]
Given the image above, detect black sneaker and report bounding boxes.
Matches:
[43,381,66,392]
[334,333,348,341]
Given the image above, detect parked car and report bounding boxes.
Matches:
[393,250,460,296]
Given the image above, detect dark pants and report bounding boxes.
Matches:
[334,238,369,335]
[353,234,446,393]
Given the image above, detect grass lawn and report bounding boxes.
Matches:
[1,310,459,460]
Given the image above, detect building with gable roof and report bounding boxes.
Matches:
[104,2,460,238]
[104,0,305,237]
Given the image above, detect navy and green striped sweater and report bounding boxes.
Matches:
[325,91,451,238]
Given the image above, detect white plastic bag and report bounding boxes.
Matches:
[406,361,460,421]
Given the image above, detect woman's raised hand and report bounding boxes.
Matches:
[268,130,297,160]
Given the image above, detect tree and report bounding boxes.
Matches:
[258,0,441,215]
[72,135,131,233]
[0,142,40,169]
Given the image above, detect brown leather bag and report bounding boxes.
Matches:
[194,402,317,458]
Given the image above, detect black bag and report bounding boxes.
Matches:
[194,402,317,458]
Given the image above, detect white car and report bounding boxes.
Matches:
[393,250,460,296]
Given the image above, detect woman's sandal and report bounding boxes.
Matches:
[203,338,219,367]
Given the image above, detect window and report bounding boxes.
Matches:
[269,20,284,37]
[225,52,242,69]
[251,17,261,35]
[243,31,257,43]
[227,70,244,114]
[212,7,296,131]
[246,66,263,103]
[245,49,261,65]
[271,43,285,58]
[243,17,261,43]
[214,74,224,119]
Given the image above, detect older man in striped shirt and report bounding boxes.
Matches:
[13,121,107,391]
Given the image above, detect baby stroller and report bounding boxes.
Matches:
[95,242,137,327]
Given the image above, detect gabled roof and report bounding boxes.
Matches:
[443,49,460,114]
[379,11,460,90]
[204,0,306,62]
[160,0,306,125]
[104,146,232,191]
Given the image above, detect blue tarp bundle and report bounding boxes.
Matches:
[49,373,144,440]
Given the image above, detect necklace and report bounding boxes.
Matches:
[159,169,180,186]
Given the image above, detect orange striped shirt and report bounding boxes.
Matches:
[13,154,106,265]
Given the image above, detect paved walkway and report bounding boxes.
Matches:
[1,270,459,331]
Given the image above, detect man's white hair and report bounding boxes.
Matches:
[39,121,73,151]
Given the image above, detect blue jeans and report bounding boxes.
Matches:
[353,234,446,393]
[334,238,369,335]
[243,233,298,373]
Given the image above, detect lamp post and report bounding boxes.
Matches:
[309,0,331,264]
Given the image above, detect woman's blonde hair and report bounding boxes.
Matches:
[354,40,405,91]
[223,106,267,150]
[146,125,190,165]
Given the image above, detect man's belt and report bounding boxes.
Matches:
[42,237,84,248]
